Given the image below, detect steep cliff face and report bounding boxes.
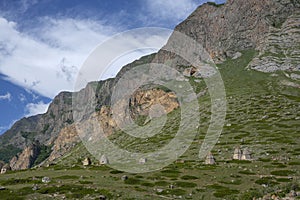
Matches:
[172,0,299,64]
[1,0,299,170]
[249,12,300,72]
[9,143,40,170]
[129,88,179,118]
[47,125,80,163]
[0,91,73,163]
[151,0,300,74]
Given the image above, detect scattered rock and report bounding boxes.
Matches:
[157,188,164,193]
[175,160,185,164]
[288,190,297,197]
[99,195,106,200]
[0,186,6,190]
[121,175,128,181]
[232,52,242,59]
[42,177,51,183]
[291,73,300,80]
[32,184,39,191]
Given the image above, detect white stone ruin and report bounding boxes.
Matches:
[139,158,147,164]
[100,155,109,165]
[205,152,216,165]
[233,147,252,161]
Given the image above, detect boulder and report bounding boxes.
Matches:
[100,155,109,165]
[42,177,51,183]
[1,164,11,174]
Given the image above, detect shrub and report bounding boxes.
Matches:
[271,170,295,176]
[181,175,198,180]
[154,181,169,186]
[175,181,197,188]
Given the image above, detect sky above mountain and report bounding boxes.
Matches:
[0,0,226,134]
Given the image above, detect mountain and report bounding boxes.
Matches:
[0,0,299,199]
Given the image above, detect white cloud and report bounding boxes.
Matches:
[0,17,172,98]
[19,93,26,102]
[25,101,50,117]
[0,92,11,101]
[0,18,120,98]
[0,17,119,98]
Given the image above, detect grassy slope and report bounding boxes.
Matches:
[0,50,299,199]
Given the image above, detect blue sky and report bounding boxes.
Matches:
[0,0,226,134]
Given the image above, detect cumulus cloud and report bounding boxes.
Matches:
[0,16,172,98]
[0,17,117,98]
[0,92,11,101]
[25,101,50,117]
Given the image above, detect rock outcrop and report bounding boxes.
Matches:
[9,142,40,170]
[0,92,73,163]
[129,88,179,118]
[47,125,80,162]
[172,0,299,65]
[249,12,300,72]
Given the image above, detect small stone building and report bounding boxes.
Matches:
[233,147,252,161]
[205,152,216,165]
[233,147,242,160]
[241,148,252,161]
[1,164,11,174]
[82,157,91,166]
[139,158,147,164]
[100,155,109,165]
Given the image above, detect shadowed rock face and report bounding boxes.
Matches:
[47,125,80,163]
[0,0,299,170]
[0,91,73,163]
[9,143,40,170]
[248,12,300,72]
